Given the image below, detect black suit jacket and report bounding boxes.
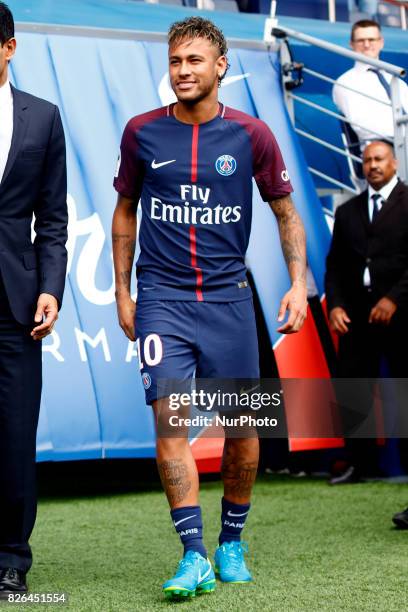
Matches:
[0,86,67,325]
[325,180,408,314]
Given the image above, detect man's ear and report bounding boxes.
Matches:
[5,37,16,62]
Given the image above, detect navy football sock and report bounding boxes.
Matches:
[170,505,207,559]
[219,497,250,545]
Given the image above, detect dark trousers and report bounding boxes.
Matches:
[336,291,408,474]
[0,275,41,572]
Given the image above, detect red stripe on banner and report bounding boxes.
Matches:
[189,225,203,302]
[275,307,330,377]
[191,124,199,183]
[274,305,344,451]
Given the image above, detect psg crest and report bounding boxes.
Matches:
[142,372,152,389]
[215,154,237,176]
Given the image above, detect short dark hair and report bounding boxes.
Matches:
[0,2,14,46]
[168,17,229,84]
[351,19,381,41]
[168,16,228,58]
[364,139,395,156]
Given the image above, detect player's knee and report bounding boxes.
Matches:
[156,435,190,455]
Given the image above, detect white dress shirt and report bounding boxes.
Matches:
[363,173,399,286]
[333,62,408,142]
[0,79,13,183]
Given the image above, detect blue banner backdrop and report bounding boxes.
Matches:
[9,33,330,461]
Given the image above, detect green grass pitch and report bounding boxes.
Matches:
[7,475,408,611]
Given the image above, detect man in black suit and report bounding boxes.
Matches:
[325,140,408,522]
[0,3,67,595]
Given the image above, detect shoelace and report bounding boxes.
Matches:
[175,553,200,576]
[220,542,248,569]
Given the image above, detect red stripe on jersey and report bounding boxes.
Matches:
[189,226,203,302]
[189,125,203,300]
[191,124,199,183]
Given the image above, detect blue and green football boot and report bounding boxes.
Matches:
[214,541,252,583]
[163,550,216,599]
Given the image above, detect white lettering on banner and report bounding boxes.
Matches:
[42,329,141,363]
[61,194,138,306]
[68,195,115,305]
[126,341,139,363]
[75,328,111,362]
[42,330,64,362]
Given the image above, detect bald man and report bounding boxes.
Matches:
[325,142,408,519]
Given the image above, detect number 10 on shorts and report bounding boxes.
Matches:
[136,334,163,370]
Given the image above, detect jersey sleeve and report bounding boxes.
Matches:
[113,119,144,199]
[252,121,293,201]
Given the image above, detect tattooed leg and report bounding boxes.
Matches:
[221,436,259,504]
[154,398,199,509]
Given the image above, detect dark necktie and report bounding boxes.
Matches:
[368,68,392,100]
[371,193,381,222]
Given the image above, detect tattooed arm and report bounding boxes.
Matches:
[269,194,307,334]
[112,194,138,340]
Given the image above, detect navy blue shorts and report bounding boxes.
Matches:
[135,299,259,405]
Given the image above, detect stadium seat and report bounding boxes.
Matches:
[145,0,184,5]
[242,0,349,20]
[194,0,239,10]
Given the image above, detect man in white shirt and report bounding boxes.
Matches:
[0,66,12,181]
[333,20,408,143]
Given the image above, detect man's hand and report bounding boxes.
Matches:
[31,293,59,340]
[116,293,136,341]
[369,297,397,325]
[329,306,351,335]
[277,281,308,334]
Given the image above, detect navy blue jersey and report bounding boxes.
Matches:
[114,103,293,302]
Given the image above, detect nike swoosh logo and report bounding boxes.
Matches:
[221,73,251,88]
[239,384,260,396]
[173,514,196,527]
[151,159,176,169]
[198,563,212,583]
[227,510,248,517]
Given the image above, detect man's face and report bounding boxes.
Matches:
[363,142,397,190]
[0,38,16,86]
[169,37,227,104]
[350,26,383,59]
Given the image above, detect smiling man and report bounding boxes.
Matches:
[112,17,307,600]
[325,141,408,500]
[333,20,408,143]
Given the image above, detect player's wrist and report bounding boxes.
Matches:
[115,288,132,301]
[291,278,306,288]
